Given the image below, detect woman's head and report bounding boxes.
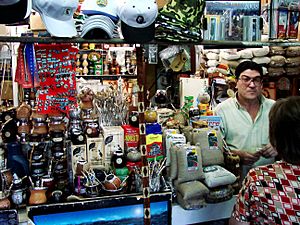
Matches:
[269,96,300,164]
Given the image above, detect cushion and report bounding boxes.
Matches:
[203,165,237,188]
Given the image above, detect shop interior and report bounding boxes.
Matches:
[0,0,299,224]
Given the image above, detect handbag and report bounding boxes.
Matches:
[0,44,13,101]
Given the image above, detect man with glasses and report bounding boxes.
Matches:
[215,61,278,180]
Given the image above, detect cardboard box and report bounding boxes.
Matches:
[86,137,104,168]
[102,126,124,168]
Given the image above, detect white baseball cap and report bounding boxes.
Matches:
[117,0,158,42]
[0,0,32,24]
[32,0,79,37]
[81,15,118,39]
[81,0,119,23]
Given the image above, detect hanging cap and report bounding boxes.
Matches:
[0,0,32,24]
[81,0,119,23]
[117,0,158,43]
[32,0,78,37]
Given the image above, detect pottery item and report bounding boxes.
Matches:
[11,188,25,206]
[83,118,100,138]
[41,175,55,198]
[1,168,13,190]
[102,174,121,191]
[16,102,31,119]
[29,187,47,205]
[0,192,10,209]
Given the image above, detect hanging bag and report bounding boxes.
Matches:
[0,44,13,101]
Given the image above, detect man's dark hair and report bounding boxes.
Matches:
[269,96,300,165]
[235,61,263,79]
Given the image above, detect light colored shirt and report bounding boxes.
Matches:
[215,95,275,178]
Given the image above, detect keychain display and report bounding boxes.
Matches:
[34,44,78,114]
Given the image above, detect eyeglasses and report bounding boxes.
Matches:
[239,75,262,86]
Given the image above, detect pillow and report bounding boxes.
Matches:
[192,128,224,166]
[203,165,237,188]
[176,145,204,184]
[176,180,209,200]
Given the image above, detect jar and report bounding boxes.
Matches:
[31,109,47,122]
[69,107,81,120]
[16,102,31,120]
[83,118,100,138]
[1,168,13,190]
[32,122,48,135]
[17,119,31,134]
[49,130,65,143]
[69,121,85,145]
[49,122,66,133]
[129,111,139,127]
[0,192,10,209]
[111,148,126,168]
[102,174,122,191]
[29,187,47,205]
[11,188,25,206]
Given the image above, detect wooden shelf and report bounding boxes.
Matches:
[0,36,300,48]
[76,74,137,80]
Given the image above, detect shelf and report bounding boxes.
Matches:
[76,74,137,80]
[1,36,300,48]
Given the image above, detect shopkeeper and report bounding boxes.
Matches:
[215,61,278,180]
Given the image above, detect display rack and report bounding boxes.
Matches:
[0,35,300,47]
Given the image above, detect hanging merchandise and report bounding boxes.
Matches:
[34,43,78,114]
[32,0,78,37]
[77,0,120,39]
[15,43,37,89]
[155,0,205,42]
[117,0,158,43]
[0,44,13,101]
[0,0,32,24]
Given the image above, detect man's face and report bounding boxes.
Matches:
[236,69,263,100]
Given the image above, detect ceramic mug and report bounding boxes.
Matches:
[29,187,47,205]
[102,174,121,191]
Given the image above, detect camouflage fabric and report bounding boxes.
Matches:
[156,0,205,42]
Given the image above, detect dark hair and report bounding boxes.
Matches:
[235,61,263,79]
[269,96,300,164]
